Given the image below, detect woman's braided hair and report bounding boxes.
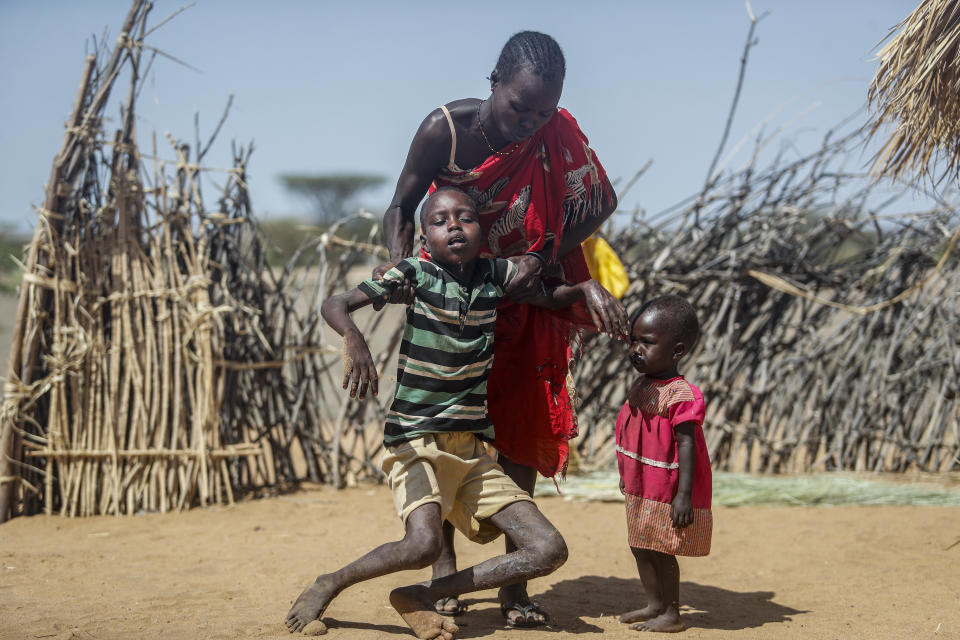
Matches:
[495,31,566,83]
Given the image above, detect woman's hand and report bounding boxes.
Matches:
[670,492,693,529]
[370,261,415,310]
[342,330,378,399]
[582,280,628,339]
[504,254,545,303]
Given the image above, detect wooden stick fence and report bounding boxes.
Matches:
[572,124,960,475]
[0,1,397,521]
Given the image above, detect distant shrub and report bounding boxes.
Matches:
[259,215,382,268]
[0,229,27,292]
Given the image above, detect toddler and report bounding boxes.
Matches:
[616,295,712,633]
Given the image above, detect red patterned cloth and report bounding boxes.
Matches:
[616,376,712,556]
[624,497,712,557]
[427,108,613,478]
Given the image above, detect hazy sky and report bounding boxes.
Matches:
[0,1,924,234]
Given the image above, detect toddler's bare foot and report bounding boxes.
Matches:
[629,610,685,633]
[285,575,338,633]
[390,585,459,640]
[620,604,661,624]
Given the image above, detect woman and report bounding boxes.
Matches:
[380,31,626,627]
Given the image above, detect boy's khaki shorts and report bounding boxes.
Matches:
[381,431,534,543]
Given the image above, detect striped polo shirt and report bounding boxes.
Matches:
[358,256,518,446]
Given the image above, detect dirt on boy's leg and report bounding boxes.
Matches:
[284,503,445,634]
[285,576,340,633]
[495,456,546,626]
[388,500,567,638]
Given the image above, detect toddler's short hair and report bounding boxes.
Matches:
[632,295,700,349]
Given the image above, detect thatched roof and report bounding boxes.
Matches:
[869,0,960,183]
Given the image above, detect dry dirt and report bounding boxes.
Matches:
[0,276,957,640]
[1,483,958,640]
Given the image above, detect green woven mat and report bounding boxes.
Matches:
[537,470,960,506]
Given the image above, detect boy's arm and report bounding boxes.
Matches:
[670,421,696,528]
[321,289,382,399]
[521,279,628,339]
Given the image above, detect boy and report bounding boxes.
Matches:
[285,187,603,639]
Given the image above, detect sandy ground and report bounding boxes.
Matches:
[0,276,958,639]
[1,484,959,640]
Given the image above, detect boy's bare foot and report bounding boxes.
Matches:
[390,586,459,640]
[629,610,685,633]
[285,575,338,633]
[620,604,661,624]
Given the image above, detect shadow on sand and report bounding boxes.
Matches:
[324,596,604,638]
[538,576,808,632]
[322,577,806,637]
[323,591,605,638]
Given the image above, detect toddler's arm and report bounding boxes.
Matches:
[670,421,697,528]
[320,289,383,399]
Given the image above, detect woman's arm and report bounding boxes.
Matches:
[376,111,450,308]
[502,180,619,303]
[382,110,451,262]
[555,180,619,259]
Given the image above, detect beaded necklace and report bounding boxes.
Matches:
[476,101,519,157]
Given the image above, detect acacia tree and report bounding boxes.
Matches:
[279,173,386,224]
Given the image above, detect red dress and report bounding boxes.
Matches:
[615,375,712,556]
[429,108,613,478]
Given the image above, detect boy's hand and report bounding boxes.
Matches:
[342,331,378,399]
[370,261,415,310]
[670,492,693,528]
[581,280,628,340]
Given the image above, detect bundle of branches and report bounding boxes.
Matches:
[208,206,399,493]
[572,124,960,474]
[869,0,960,183]
[0,1,399,521]
[0,2,244,519]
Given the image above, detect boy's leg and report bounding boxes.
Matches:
[620,547,662,623]
[389,500,567,636]
[495,455,547,626]
[628,551,684,633]
[431,521,461,615]
[428,456,540,621]
[285,502,456,635]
